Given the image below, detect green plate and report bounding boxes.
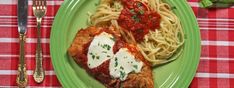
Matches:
[50,0,201,88]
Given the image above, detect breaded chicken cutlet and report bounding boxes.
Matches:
[68,26,154,88]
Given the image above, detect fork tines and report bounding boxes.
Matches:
[33,0,47,9]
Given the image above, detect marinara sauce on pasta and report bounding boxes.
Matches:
[118,0,161,42]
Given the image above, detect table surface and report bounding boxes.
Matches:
[0,0,233,88]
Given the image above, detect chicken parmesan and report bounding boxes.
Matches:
[68,26,153,88]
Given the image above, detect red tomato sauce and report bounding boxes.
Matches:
[118,0,161,42]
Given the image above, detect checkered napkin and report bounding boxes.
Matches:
[0,0,233,87]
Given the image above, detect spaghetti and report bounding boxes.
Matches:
[89,0,184,66]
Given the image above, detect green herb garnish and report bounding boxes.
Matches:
[101,44,111,50]
[115,61,118,67]
[89,52,100,60]
[132,15,140,22]
[120,66,124,70]
[132,15,137,20]
[114,57,118,67]
[120,71,126,79]
[96,56,100,59]
[133,65,138,69]
[92,55,95,59]
[137,2,142,7]
[129,9,135,14]
[108,45,111,50]
[139,10,144,15]
[115,57,118,61]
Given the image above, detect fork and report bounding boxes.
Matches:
[32,0,47,83]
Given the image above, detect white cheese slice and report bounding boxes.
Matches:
[87,32,143,81]
[109,48,143,81]
[87,32,115,68]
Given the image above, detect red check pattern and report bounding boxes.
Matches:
[0,0,62,87]
[0,0,233,87]
[188,0,234,88]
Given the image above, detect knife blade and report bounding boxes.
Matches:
[16,0,28,87]
[18,0,28,34]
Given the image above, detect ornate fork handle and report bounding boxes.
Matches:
[33,17,45,83]
[17,34,28,88]
[33,0,46,83]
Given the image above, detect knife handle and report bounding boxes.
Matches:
[16,34,28,88]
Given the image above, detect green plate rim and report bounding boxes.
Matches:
[50,0,201,88]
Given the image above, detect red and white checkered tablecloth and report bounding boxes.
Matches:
[188,0,234,87]
[0,0,62,87]
[0,0,233,87]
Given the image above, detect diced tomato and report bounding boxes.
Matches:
[118,0,161,42]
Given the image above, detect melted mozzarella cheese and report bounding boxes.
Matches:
[109,48,143,81]
[87,32,143,81]
[87,32,115,68]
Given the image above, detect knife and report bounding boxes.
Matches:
[16,0,28,87]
